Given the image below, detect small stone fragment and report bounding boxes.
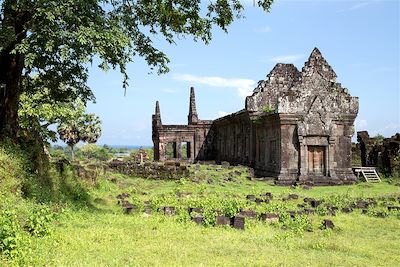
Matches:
[322,219,334,229]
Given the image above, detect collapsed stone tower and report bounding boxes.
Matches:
[152,48,359,185]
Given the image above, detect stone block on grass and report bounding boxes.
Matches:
[287,194,299,200]
[264,192,273,200]
[191,215,204,225]
[144,207,152,214]
[310,200,322,208]
[246,195,256,201]
[230,216,245,230]
[255,198,264,205]
[239,209,256,219]
[216,216,230,226]
[163,206,176,216]
[124,204,136,214]
[322,219,334,229]
[303,208,315,215]
[260,213,279,223]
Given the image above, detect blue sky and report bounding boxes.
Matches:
[86,0,399,146]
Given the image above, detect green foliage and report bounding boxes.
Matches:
[373,134,385,142]
[58,108,102,159]
[1,0,274,131]
[1,165,399,265]
[0,141,33,199]
[221,198,243,217]
[18,84,86,143]
[278,214,313,236]
[49,145,70,160]
[0,210,24,257]
[26,206,54,237]
[176,207,191,224]
[262,104,275,113]
[75,144,111,162]
[165,142,175,159]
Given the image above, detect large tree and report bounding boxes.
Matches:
[0,0,273,139]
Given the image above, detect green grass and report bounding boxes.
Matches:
[13,209,400,266]
[1,163,400,266]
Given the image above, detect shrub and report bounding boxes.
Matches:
[0,144,29,198]
[0,210,25,257]
[279,213,312,236]
[26,206,54,237]
[75,144,111,162]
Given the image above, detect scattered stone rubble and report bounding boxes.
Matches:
[113,191,400,231]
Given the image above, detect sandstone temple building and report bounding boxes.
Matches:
[152,48,359,185]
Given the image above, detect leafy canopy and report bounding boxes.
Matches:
[18,79,89,142]
[1,0,273,101]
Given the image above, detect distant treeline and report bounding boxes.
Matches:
[51,144,153,161]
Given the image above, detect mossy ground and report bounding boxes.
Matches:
[2,163,399,266]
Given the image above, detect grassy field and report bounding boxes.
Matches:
[2,164,398,266]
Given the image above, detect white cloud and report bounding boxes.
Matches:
[254,26,272,33]
[270,54,305,63]
[173,74,256,98]
[161,88,176,94]
[340,0,382,12]
[355,119,368,129]
[218,111,229,117]
[382,123,400,132]
[349,2,370,10]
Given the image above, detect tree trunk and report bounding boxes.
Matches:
[0,0,27,139]
[0,50,24,138]
[70,145,75,161]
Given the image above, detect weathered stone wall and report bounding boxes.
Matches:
[357,131,400,176]
[211,111,252,165]
[108,160,190,180]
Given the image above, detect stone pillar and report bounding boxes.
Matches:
[328,136,337,178]
[153,141,160,161]
[159,142,166,161]
[172,142,177,158]
[175,141,181,159]
[186,142,191,159]
[298,135,308,181]
[153,101,162,126]
[188,87,198,125]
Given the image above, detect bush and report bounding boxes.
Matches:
[50,145,70,160]
[26,206,54,237]
[0,210,24,257]
[278,213,312,235]
[75,144,111,161]
[0,143,31,198]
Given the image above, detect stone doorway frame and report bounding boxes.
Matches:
[298,135,336,181]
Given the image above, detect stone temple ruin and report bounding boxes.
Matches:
[152,48,359,185]
[356,131,400,176]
